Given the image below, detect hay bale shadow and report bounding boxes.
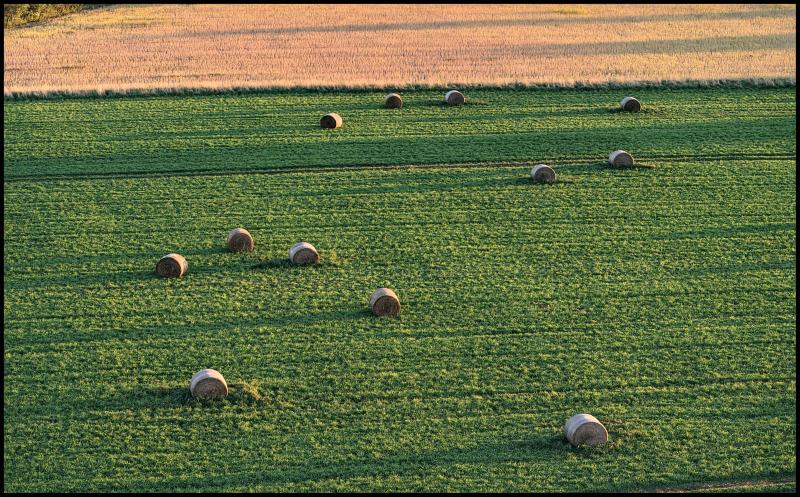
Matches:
[607,107,659,114]
[544,108,611,117]
[252,252,343,270]
[185,246,229,256]
[539,432,616,455]
[427,98,489,107]
[148,270,172,280]
[181,381,269,408]
[595,161,655,170]
[151,268,195,280]
[609,162,656,170]
[557,163,595,171]
[355,307,378,318]
[542,433,574,451]
[132,385,188,405]
[262,307,374,328]
[507,176,576,186]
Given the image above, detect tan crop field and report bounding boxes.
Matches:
[3,3,796,95]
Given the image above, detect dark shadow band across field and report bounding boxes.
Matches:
[4,86,795,180]
[169,7,794,38]
[510,33,796,57]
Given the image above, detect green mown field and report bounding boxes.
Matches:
[3,87,796,492]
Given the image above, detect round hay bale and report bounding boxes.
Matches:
[369,288,400,316]
[227,228,254,253]
[564,413,608,447]
[289,241,319,265]
[190,368,228,400]
[156,253,188,278]
[531,164,557,183]
[384,93,403,109]
[609,150,634,167]
[320,113,342,129]
[444,90,465,106]
[620,96,641,112]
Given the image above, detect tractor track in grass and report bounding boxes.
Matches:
[3,153,795,183]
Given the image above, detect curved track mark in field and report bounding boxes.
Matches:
[3,153,794,183]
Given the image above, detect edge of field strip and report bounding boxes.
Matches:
[4,77,795,101]
[636,474,796,493]
[4,153,796,183]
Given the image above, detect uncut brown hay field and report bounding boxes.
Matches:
[3,3,796,95]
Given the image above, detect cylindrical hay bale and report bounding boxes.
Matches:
[384,93,403,109]
[227,228,254,253]
[190,368,228,400]
[609,150,635,167]
[444,90,465,106]
[620,96,641,112]
[369,288,401,316]
[289,242,320,265]
[156,253,188,278]
[320,113,342,129]
[565,413,608,447]
[531,164,557,183]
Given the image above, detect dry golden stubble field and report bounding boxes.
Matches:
[3,3,796,95]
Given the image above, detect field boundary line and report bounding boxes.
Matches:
[4,154,796,183]
[634,474,795,493]
[4,78,796,101]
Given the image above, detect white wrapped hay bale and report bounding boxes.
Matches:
[227,228,254,253]
[531,164,556,183]
[564,413,608,446]
[156,253,188,278]
[190,369,228,399]
[609,150,635,167]
[289,242,320,265]
[369,287,401,316]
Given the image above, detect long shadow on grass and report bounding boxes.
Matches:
[5,305,378,348]
[605,107,664,115]
[504,176,579,187]
[8,269,158,290]
[465,164,628,190]
[258,308,377,329]
[7,245,247,289]
[182,246,230,257]
[252,256,343,270]
[80,434,591,492]
[535,161,658,171]
[66,382,275,411]
[8,261,262,289]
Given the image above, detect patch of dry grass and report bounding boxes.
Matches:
[3,4,796,95]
